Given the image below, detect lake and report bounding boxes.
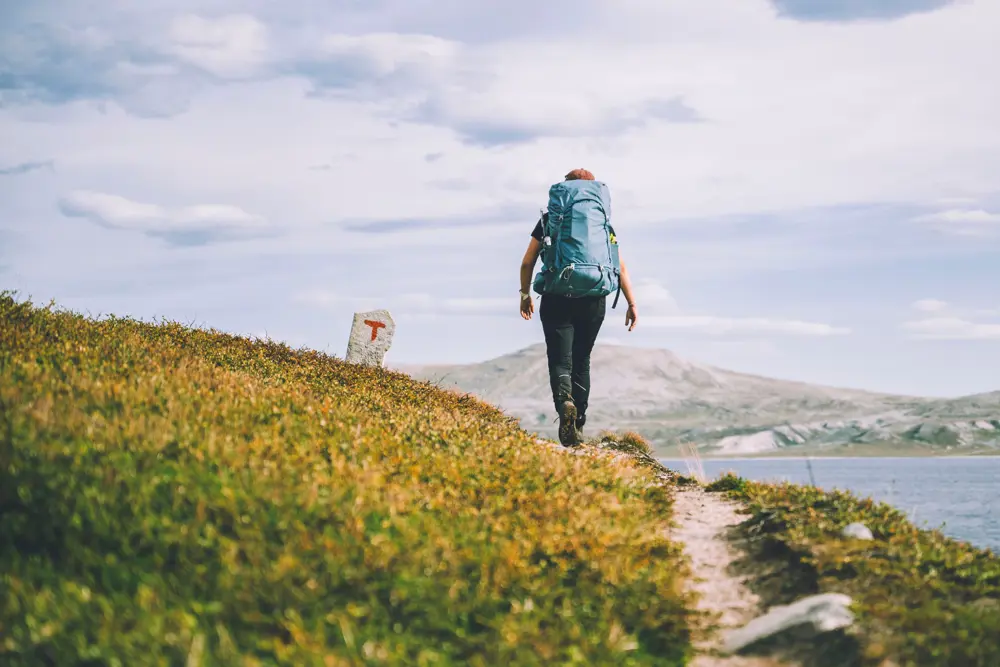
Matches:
[658,456,1000,553]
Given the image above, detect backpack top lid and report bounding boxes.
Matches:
[549,177,606,196]
[547,178,610,217]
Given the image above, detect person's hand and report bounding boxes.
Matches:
[625,303,637,331]
[520,294,534,320]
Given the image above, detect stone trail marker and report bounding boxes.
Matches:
[345,309,396,367]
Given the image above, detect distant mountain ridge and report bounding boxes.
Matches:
[393,343,1000,457]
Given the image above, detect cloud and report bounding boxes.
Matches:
[295,289,511,317]
[166,14,272,79]
[339,204,526,234]
[341,217,467,234]
[642,315,851,336]
[0,160,53,176]
[902,316,1000,340]
[291,32,456,99]
[0,22,191,116]
[902,298,1000,340]
[0,14,273,117]
[912,208,1000,236]
[769,0,955,22]
[624,278,849,336]
[58,190,269,245]
[912,298,948,312]
[293,289,342,308]
[632,278,680,314]
[414,94,703,148]
[409,295,511,316]
[427,178,473,191]
[294,31,703,146]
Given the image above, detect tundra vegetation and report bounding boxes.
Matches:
[0,293,696,666]
[708,472,1000,666]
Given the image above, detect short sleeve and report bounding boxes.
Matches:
[531,213,546,240]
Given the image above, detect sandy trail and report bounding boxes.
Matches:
[671,487,793,667]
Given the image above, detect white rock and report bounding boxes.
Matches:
[345,309,396,367]
[842,522,874,540]
[721,592,855,655]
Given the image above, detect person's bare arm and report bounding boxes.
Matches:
[619,256,638,330]
[519,237,542,319]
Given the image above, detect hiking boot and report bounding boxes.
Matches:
[558,400,579,446]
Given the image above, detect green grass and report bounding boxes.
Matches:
[0,292,697,666]
[708,472,1000,667]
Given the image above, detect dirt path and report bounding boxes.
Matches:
[671,486,794,667]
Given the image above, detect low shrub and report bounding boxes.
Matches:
[704,471,748,494]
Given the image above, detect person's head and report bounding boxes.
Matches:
[564,168,595,181]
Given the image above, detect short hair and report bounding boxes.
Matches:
[564,168,595,181]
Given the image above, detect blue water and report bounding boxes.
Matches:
[659,457,1000,553]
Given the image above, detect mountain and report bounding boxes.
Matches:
[393,343,1000,457]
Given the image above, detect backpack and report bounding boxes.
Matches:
[532,179,622,307]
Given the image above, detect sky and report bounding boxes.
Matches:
[2,0,999,398]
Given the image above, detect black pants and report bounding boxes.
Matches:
[539,294,606,419]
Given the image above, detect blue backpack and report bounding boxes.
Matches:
[532,179,622,307]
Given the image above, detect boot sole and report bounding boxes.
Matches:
[558,401,579,446]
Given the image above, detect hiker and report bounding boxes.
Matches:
[518,168,638,446]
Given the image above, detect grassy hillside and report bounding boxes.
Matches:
[707,474,1000,666]
[0,293,696,666]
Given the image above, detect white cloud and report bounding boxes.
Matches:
[625,278,847,336]
[913,208,1000,236]
[58,190,267,240]
[921,209,1000,224]
[931,196,981,207]
[912,298,949,313]
[294,290,512,317]
[6,0,999,230]
[293,289,342,308]
[167,14,272,78]
[641,315,850,337]
[903,300,1000,340]
[632,278,680,313]
[902,317,1000,341]
[317,32,457,77]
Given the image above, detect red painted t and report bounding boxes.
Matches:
[363,319,386,341]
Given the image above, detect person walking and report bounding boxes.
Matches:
[518,168,638,446]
